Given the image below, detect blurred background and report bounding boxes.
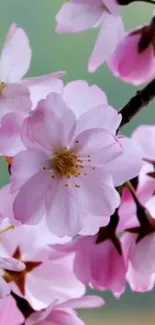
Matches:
[0,0,155,324]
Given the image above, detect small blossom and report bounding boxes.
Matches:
[56,0,124,72]
[11,92,124,236]
[108,17,155,85]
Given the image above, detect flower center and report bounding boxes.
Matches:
[51,149,78,177]
[0,82,6,94]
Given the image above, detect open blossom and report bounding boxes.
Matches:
[0,219,85,310]
[10,92,143,236]
[0,295,24,325]
[50,235,126,298]
[108,17,155,85]
[26,295,104,325]
[0,23,64,156]
[56,0,124,72]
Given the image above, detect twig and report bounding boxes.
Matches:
[118,77,155,131]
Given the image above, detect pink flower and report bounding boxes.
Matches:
[51,234,126,298]
[10,92,142,236]
[62,80,108,119]
[108,20,155,85]
[11,92,123,236]
[0,295,24,325]
[0,220,85,310]
[56,0,124,72]
[26,295,104,325]
[0,23,64,156]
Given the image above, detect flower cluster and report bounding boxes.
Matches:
[0,0,155,324]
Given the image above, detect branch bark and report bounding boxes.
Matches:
[118,78,155,131]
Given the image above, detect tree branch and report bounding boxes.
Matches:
[118,78,155,131]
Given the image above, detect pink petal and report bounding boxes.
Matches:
[63,80,107,118]
[0,296,24,324]
[118,187,138,232]
[0,184,17,225]
[0,83,32,119]
[45,180,84,237]
[0,23,31,82]
[45,168,120,236]
[0,112,25,156]
[74,242,92,284]
[103,137,143,186]
[25,304,54,325]
[22,72,65,108]
[72,128,122,165]
[25,258,85,310]
[129,233,155,275]
[76,104,121,135]
[102,0,119,16]
[88,14,124,72]
[22,93,76,152]
[132,124,155,160]
[0,277,10,298]
[0,257,25,271]
[11,148,49,191]
[48,309,85,325]
[56,3,102,33]
[13,171,51,224]
[59,295,105,309]
[127,263,155,292]
[108,32,155,85]
[71,167,120,217]
[80,215,110,236]
[90,240,126,296]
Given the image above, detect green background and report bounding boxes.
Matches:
[0,0,155,323]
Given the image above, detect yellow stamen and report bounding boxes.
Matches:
[0,82,6,94]
[51,149,78,177]
[0,225,14,235]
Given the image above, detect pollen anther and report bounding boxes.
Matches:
[51,149,78,177]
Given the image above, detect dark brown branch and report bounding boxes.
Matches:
[118,0,155,5]
[118,77,155,131]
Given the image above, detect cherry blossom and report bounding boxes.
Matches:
[108,18,155,85]
[0,0,154,319]
[56,0,124,72]
[10,92,143,236]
